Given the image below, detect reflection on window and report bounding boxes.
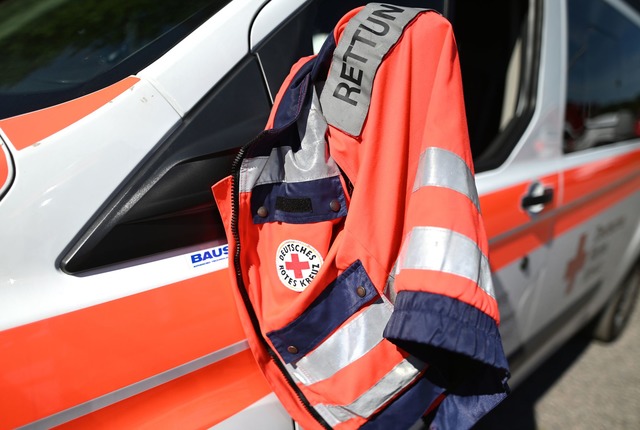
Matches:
[0,0,228,119]
[257,0,533,171]
[311,0,445,54]
[452,0,532,165]
[565,0,640,153]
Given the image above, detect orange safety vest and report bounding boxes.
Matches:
[213,4,509,429]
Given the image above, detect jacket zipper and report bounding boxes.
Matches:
[229,137,332,430]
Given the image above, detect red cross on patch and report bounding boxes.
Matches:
[276,239,324,292]
[285,254,310,279]
[565,234,587,294]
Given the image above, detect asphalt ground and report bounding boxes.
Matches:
[473,294,640,430]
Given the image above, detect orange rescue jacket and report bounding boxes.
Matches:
[213,4,509,429]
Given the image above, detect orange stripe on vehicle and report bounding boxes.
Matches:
[480,174,559,240]
[555,170,640,238]
[489,218,555,271]
[0,77,139,151]
[54,350,271,430]
[0,270,245,429]
[487,150,640,272]
[563,149,640,204]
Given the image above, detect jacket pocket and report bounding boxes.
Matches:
[266,260,379,364]
[266,261,426,424]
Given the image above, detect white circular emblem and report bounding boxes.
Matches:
[275,240,324,292]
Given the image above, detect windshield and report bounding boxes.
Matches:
[0,0,229,119]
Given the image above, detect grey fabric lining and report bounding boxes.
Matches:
[240,89,340,193]
[384,260,398,304]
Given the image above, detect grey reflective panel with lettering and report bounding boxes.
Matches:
[565,0,640,152]
[319,4,424,136]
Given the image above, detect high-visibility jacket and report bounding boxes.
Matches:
[213,4,509,429]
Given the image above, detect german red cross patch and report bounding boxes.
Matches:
[276,240,323,292]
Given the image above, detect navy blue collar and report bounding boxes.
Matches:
[272,34,336,129]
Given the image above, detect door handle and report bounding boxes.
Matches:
[522,183,554,214]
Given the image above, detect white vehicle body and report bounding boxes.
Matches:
[0,0,639,428]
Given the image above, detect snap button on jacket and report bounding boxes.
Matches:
[212,4,510,429]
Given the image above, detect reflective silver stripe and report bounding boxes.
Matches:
[384,260,398,304]
[316,356,425,424]
[18,340,250,429]
[398,226,495,298]
[413,147,480,211]
[314,404,344,428]
[287,299,393,385]
[320,4,423,136]
[240,88,340,192]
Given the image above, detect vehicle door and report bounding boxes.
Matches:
[0,1,294,428]
[452,0,562,382]
[528,0,640,352]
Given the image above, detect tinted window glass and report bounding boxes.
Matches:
[62,58,271,273]
[452,0,533,169]
[255,0,445,101]
[256,0,538,172]
[565,0,640,152]
[0,0,229,119]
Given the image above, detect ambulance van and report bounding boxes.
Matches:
[1,0,639,428]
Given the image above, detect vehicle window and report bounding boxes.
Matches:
[255,0,446,101]
[451,0,536,171]
[255,0,537,172]
[62,57,271,273]
[564,0,640,153]
[0,0,230,120]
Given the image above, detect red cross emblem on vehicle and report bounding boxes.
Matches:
[276,240,324,292]
[565,234,587,294]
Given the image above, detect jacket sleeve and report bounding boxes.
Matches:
[381,16,510,426]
